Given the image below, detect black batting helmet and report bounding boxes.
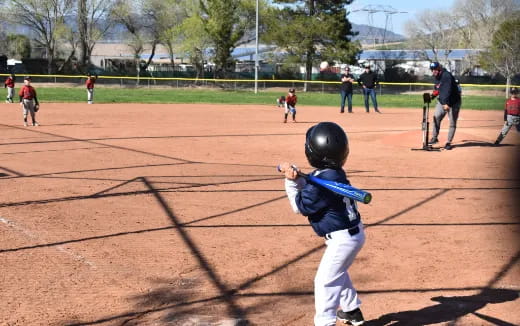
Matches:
[305,122,349,169]
[511,87,518,95]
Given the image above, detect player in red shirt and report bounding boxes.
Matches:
[4,73,15,103]
[86,73,97,104]
[494,87,520,145]
[284,88,297,123]
[19,76,40,127]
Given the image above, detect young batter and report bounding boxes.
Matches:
[4,73,15,103]
[279,122,366,326]
[19,76,40,127]
[494,87,520,145]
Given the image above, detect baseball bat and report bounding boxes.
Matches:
[277,165,372,204]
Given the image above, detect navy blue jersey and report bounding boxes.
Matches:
[295,168,361,236]
[434,69,461,106]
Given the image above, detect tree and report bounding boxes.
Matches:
[404,10,459,63]
[479,17,520,97]
[172,2,213,79]
[111,0,149,81]
[77,0,115,70]
[452,0,520,48]
[266,1,360,90]
[199,0,257,78]
[5,0,74,73]
[6,35,32,59]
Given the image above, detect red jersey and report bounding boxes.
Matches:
[505,97,520,116]
[86,78,95,89]
[5,77,15,88]
[19,85,37,100]
[286,94,297,106]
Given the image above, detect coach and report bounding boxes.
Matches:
[429,62,461,150]
[358,65,381,113]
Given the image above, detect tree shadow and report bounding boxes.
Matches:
[367,288,519,326]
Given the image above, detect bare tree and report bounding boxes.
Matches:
[77,0,115,70]
[479,17,520,97]
[5,0,74,73]
[452,0,520,48]
[404,10,459,64]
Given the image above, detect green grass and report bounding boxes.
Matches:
[35,87,505,110]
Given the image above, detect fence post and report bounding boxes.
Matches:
[120,78,123,88]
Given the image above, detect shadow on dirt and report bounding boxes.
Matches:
[367,288,519,326]
[455,140,515,148]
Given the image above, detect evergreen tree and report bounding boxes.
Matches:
[268,0,360,89]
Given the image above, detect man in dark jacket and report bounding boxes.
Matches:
[429,62,462,150]
[358,65,381,113]
[339,66,355,113]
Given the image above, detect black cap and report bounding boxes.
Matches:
[24,76,31,80]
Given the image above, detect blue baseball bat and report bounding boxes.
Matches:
[277,165,372,204]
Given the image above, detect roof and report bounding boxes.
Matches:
[358,49,481,61]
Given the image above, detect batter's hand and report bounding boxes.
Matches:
[278,162,299,180]
[442,104,450,111]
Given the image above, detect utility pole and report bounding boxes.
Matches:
[254,0,259,94]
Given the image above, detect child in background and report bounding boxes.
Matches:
[284,88,297,123]
[86,73,97,104]
[4,73,15,103]
[278,122,366,326]
[494,87,520,145]
[277,95,286,108]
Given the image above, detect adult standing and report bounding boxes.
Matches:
[429,62,462,150]
[339,66,355,113]
[358,65,381,113]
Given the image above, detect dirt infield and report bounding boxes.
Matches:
[1,102,519,326]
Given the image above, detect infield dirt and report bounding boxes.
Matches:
[0,102,518,325]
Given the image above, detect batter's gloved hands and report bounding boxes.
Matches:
[34,104,39,112]
[278,162,299,180]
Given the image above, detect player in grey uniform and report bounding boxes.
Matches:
[18,76,40,127]
[428,62,462,150]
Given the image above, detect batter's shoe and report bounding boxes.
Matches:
[337,308,365,325]
[494,134,504,145]
[283,119,287,123]
[33,122,39,126]
[444,142,453,150]
[23,121,28,127]
[429,137,439,144]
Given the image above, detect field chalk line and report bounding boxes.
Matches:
[0,216,96,269]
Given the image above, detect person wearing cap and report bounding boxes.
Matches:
[494,87,520,145]
[358,65,381,113]
[4,73,15,103]
[284,88,297,123]
[19,76,40,127]
[339,66,355,113]
[86,72,96,104]
[428,62,461,150]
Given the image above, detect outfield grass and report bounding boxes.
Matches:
[35,87,505,110]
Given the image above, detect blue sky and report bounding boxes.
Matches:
[347,0,455,36]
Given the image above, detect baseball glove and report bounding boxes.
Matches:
[34,104,40,112]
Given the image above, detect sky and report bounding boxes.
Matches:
[347,0,455,36]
